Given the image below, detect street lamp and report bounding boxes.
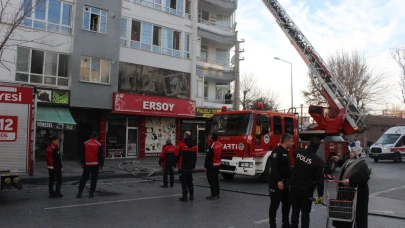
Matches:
[274,57,293,110]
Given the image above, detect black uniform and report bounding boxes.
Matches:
[290,145,324,228]
[268,145,292,228]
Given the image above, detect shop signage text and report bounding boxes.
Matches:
[0,85,33,104]
[143,101,175,112]
[196,108,221,118]
[36,121,76,130]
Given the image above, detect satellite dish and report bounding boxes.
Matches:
[231,55,235,65]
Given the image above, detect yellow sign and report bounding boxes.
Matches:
[196,108,221,118]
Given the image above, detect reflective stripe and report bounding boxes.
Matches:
[86,162,98,165]
[213,163,221,166]
[47,166,54,169]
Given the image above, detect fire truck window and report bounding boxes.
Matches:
[273,116,282,134]
[284,117,294,135]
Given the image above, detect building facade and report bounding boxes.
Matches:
[0,0,237,159]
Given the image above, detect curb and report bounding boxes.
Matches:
[20,169,205,185]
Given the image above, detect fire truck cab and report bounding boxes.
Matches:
[207,105,299,181]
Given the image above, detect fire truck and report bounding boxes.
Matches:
[0,84,35,190]
[206,0,366,181]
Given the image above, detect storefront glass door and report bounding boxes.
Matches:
[197,127,206,154]
[126,127,138,157]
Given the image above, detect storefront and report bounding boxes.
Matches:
[107,92,196,158]
[34,89,76,161]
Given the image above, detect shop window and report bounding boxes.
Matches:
[145,117,176,155]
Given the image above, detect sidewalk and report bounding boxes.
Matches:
[21,155,206,184]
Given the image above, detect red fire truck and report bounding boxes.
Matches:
[0,84,35,190]
[206,0,366,181]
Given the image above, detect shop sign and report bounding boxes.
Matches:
[36,121,76,130]
[113,93,196,118]
[0,85,33,104]
[37,89,70,105]
[196,108,221,118]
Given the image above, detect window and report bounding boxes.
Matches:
[120,18,128,46]
[216,49,229,65]
[162,28,173,55]
[198,10,209,24]
[200,45,208,61]
[133,0,185,18]
[83,6,107,34]
[216,84,229,101]
[184,33,190,58]
[185,1,191,19]
[141,0,153,8]
[152,26,162,53]
[204,81,208,98]
[273,116,282,134]
[284,117,294,135]
[141,22,152,51]
[21,0,72,34]
[216,15,230,28]
[173,31,180,57]
[80,56,111,84]
[131,20,141,48]
[15,47,69,86]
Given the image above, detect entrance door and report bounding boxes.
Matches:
[197,127,206,154]
[126,127,138,157]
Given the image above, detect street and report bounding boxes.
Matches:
[0,158,404,228]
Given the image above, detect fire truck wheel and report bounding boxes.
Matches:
[259,158,271,183]
[326,155,337,174]
[393,153,401,163]
[374,158,379,163]
[221,173,235,180]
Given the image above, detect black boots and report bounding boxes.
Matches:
[89,191,95,198]
[76,190,83,198]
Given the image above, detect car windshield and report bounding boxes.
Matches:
[211,114,252,136]
[375,134,401,144]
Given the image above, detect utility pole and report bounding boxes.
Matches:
[234,31,244,111]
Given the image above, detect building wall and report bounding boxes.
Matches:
[70,0,122,109]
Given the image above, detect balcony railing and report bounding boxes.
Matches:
[198,18,235,32]
[132,0,191,19]
[204,97,234,104]
[197,57,232,67]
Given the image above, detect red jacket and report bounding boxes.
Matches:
[176,138,197,170]
[46,143,62,170]
[83,139,104,167]
[159,143,178,169]
[205,141,223,168]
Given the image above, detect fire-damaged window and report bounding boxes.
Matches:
[284,117,294,135]
[273,116,282,134]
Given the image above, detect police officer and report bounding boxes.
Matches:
[290,137,324,228]
[76,131,105,198]
[46,134,63,198]
[204,133,222,200]
[269,133,294,228]
[176,131,197,202]
[159,138,178,188]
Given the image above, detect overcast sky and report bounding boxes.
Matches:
[235,0,405,112]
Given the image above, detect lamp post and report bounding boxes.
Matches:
[274,57,293,110]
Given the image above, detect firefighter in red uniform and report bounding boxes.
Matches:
[204,133,222,200]
[76,131,104,198]
[159,138,178,188]
[176,131,197,202]
[46,134,63,198]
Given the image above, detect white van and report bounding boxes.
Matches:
[369,126,405,163]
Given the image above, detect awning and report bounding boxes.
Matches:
[36,107,76,130]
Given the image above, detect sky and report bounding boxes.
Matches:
[235,0,405,112]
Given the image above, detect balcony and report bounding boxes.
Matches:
[200,0,237,14]
[197,57,231,67]
[197,57,234,83]
[198,18,236,37]
[204,97,234,109]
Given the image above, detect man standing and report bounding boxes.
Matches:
[269,133,294,228]
[290,137,324,228]
[176,131,197,202]
[204,133,222,200]
[224,90,232,104]
[46,134,63,198]
[77,131,104,198]
[159,138,178,188]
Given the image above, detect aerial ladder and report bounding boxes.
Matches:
[261,0,366,139]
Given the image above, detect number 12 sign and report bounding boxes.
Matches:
[0,115,18,142]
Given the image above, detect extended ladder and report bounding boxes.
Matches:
[261,0,366,133]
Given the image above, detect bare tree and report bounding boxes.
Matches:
[302,50,386,111]
[301,71,327,105]
[0,0,62,70]
[391,46,405,103]
[235,72,261,110]
[249,89,280,111]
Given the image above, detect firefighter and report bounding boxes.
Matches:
[159,138,178,188]
[204,133,222,200]
[46,134,63,198]
[290,137,324,228]
[176,131,197,202]
[76,131,104,198]
[269,133,294,228]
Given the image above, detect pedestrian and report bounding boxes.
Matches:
[46,134,63,198]
[290,137,324,228]
[204,133,222,200]
[268,133,294,228]
[159,138,178,188]
[224,90,232,104]
[331,147,370,228]
[76,131,105,198]
[176,131,197,202]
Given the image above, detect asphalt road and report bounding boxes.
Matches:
[0,158,404,228]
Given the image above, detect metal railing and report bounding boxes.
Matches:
[204,97,234,104]
[197,56,232,67]
[198,18,234,32]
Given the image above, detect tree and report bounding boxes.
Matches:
[237,72,261,110]
[391,46,405,102]
[249,89,280,111]
[0,0,61,70]
[301,50,386,111]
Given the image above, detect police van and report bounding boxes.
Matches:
[369,126,405,163]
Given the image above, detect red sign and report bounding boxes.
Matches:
[0,115,18,142]
[0,85,33,104]
[113,93,196,118]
